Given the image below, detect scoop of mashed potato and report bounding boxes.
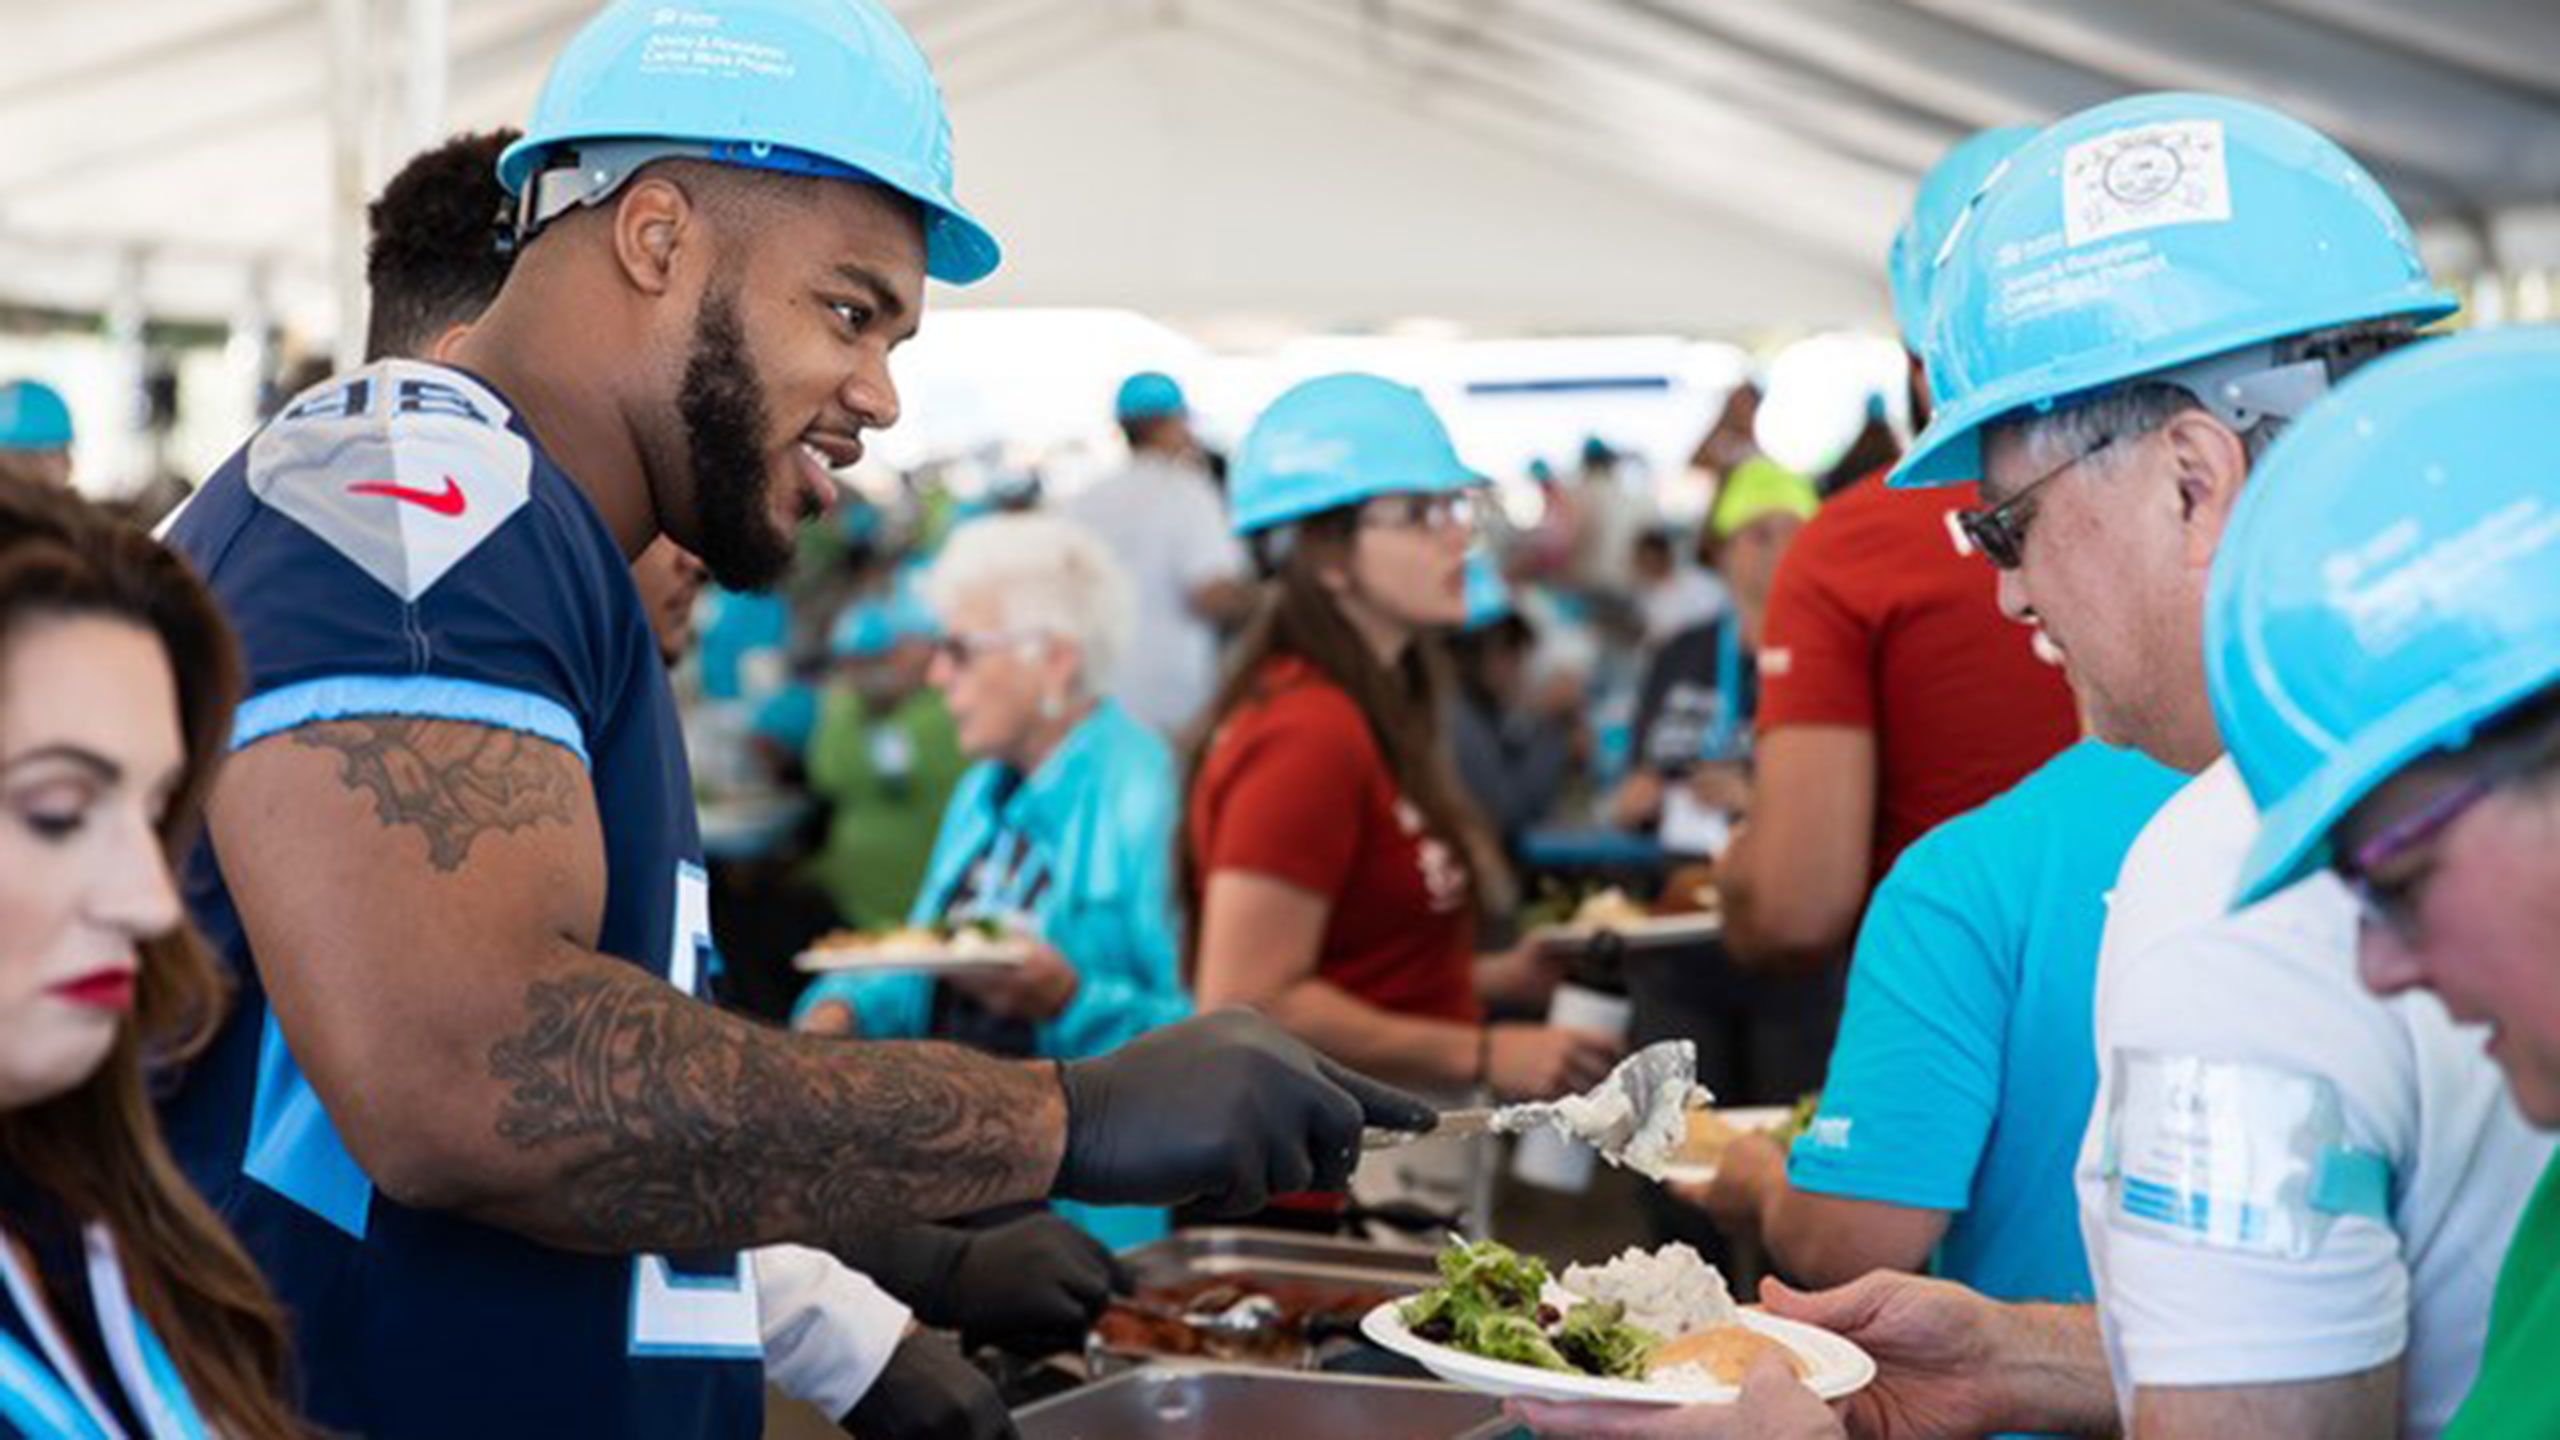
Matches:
[1558,1242,1736,1339]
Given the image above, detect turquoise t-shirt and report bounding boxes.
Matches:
[1788,740,2183,1303]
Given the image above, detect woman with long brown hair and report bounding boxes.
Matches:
[1183,374,1622,1224]
[0,478,304,1438]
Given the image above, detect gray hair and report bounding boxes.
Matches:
[1989,319,2423,476]
[924,512,1137,697]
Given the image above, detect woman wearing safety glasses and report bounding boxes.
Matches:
[2208,328,2560,1440]
[1182,373,1623,1228]
[791,512,1191,1249]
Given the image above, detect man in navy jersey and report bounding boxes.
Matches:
[157,3,1430,1437]
[351,122,1127,1439]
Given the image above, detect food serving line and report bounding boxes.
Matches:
[969,1042,1864,1438]
[790,885,1855,1437]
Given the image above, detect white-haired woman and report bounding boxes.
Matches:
[792,514,1191,1246]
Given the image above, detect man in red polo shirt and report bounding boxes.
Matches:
[1718,128,2078,974]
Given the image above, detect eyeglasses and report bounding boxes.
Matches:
[2335,734,2557,941]
[1359,491,1481,534]
[932,630,1044,669]
[1957,430,2127,569]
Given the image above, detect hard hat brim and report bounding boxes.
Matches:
[2229,637,2560,909]
[1891,284,2459,491]
[496,133,1002,286]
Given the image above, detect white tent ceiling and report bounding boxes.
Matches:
[4,0,2559,342]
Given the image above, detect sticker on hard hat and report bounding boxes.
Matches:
[2064,120,2231,248]
[639,9,798,82]
[2326,497,2560,657]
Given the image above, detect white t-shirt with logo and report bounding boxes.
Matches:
[1060,454,1247,738]
[2075,758,2551,1436]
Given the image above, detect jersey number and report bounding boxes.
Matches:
[629,863,761,1359]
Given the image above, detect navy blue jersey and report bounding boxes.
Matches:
[159,361,762,1439]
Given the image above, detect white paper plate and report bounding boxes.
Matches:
[792,939,1034,975]
[1361,1301,1872,1406]
[1653,1106,1797,1187]
[1533,912,1724,952]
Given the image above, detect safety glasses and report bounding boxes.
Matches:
[1359,491,1481,534]
[932,629,1044,670]
[2335,732,2560,940]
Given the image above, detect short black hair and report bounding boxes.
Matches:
[363,128,520,361]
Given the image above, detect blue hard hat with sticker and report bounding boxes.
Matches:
[1893,93,2453,490]
[2210,327,2560,907]
[499,0,998,284]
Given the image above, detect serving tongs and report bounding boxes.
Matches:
[1359,1040,1700,1161]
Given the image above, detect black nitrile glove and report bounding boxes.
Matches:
[840,1331,1014,1440]
[1050,1009,1437,1214]
[857,1214,1126,1356]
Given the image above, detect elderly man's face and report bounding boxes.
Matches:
[1981,424,2198,765]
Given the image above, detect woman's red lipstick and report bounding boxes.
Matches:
[50,970,136,1013]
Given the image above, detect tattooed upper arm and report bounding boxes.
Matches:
[291,717,585,872]
[204,716,609,1196]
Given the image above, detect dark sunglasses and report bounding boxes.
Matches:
[1957,429,2125,569]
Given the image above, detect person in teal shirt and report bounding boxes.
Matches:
[1698,739,2183,1304]
[795,513,1192,1247]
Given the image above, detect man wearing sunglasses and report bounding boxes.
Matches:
[1881,94,2551,1439]
[1517,91,2551,1440]
[2209,328,2560,1440]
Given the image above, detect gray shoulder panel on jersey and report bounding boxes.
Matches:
[246,360,536,603]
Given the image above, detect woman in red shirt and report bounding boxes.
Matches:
[1182,375,1620,1217]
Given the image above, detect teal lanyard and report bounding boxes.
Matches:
[0,1224,214,1440]
[1701,619,1747,762]
[0,1327,112,1440]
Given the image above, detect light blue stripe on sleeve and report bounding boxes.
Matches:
[231,674,589,767]
[244,1012,374,1240]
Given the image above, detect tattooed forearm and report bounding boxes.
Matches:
[294,717,583,871]
[486,968,1064,1252]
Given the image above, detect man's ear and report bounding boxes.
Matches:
[611,175,695,297]
[2160,409,2251,572]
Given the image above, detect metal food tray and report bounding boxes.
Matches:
[1094,1228,1442,1372]
[1015,1363,1511,1440]
[1118,1227,1443,1291]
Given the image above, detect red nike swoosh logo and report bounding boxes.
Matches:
[346,475,467,516]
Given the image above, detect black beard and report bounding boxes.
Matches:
[677,286,797,591]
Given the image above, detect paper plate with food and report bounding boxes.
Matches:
[1361,1239,1871,1405]
[793,920,1033,975]
[1653,1094,1820,1186]
[1528,885,1723,952]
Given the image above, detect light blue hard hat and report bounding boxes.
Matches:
[0,380,73,451]
[1892,93,2454,490]
[497,0,999,284]
[1888,125,2037,353]
[2210,327,2560,908]
[1460,548,1513,632]
[1229,373,1481,537]
[829,586,938,659]
[1114,371,1186,422]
